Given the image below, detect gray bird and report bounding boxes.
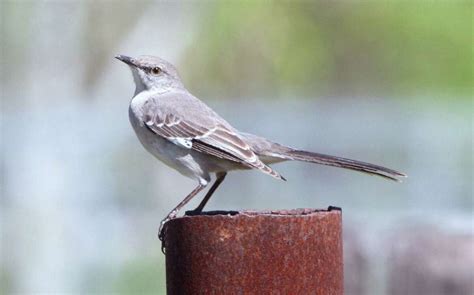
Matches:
[116,55,406,240]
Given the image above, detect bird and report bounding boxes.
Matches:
[115,54,406,241]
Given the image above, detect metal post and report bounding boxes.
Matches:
[164,207,343,294]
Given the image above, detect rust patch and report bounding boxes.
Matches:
[165,206,343,294]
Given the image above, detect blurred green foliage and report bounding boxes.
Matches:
[183,1,472,99]
[111,255,166,295]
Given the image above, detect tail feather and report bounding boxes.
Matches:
[240,132,406,181]
[274,149,406,181]
[258,163,287,181]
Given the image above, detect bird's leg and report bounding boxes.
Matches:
[189,172,227,215]
[158,183,206,243]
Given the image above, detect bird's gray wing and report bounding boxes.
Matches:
[141,97,284,180]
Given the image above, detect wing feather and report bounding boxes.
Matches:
[143,109,284,180]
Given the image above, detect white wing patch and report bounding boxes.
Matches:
[166,126,214,149]
[170,137,193,149]
[167,120,182,127]
[147,119,182,128]
[145,119,155,127]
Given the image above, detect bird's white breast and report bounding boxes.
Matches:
[129,90,151,123]
[128,90,212,184]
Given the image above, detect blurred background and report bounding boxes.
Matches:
[1,1,472,294]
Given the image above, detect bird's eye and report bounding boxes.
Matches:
[151,67,162,75]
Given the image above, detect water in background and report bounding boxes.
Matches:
[2,95,471,293]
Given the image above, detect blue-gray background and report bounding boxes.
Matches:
[1,1,472,294]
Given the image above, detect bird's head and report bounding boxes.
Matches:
[115,55,183,95]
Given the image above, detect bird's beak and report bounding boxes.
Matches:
[115,55,138,67]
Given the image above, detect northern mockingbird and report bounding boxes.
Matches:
[116,55,406,240]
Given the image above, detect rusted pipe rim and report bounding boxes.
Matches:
[184,206,341,217]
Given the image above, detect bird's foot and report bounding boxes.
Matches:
[157,219,167,241]
[158,219,169,254]
[185,208,203,216]
[158,213,178,253]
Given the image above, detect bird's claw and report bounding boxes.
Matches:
[158,214,176,254]
[158,219,168,253]
[158,222,164,240]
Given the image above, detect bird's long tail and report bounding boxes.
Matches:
[270,148,407,181]
[241,132,406,181]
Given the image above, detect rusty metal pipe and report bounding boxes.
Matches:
[164,206,343,294]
